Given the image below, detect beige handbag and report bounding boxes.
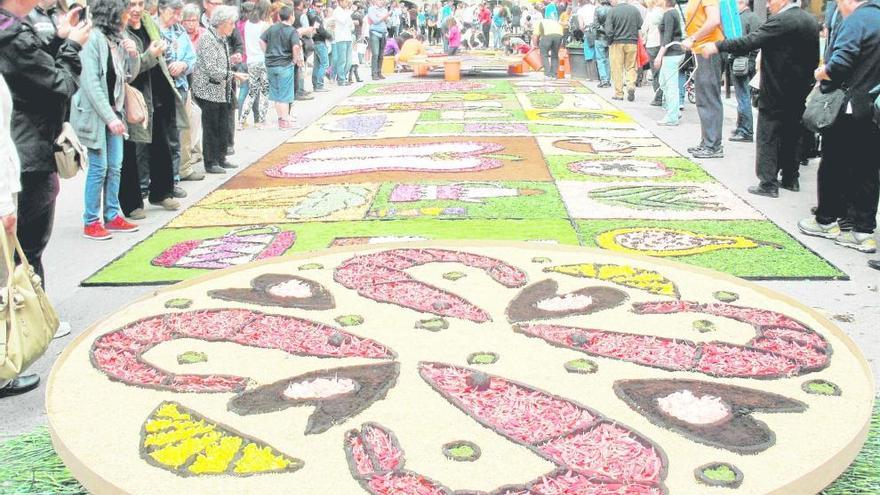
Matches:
[53,122,87,179]
[125,83,149,128]
[0,232,59,380]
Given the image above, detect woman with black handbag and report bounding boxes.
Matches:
[800,0,880,254]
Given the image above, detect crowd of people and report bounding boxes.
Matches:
[0,0,879,398]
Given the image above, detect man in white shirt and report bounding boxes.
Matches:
[577,0,595,31]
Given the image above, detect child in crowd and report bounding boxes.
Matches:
[445,16,460,55]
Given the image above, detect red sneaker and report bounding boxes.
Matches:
[83,221,113,240]
[105,215,140,233]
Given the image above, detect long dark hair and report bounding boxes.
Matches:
[89,0,129,38]
[249,0,270,21]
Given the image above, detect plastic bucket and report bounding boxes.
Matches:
[524,48,543,70]
[381,57,395,75]
[414,64,429,76]
[444,60,461,81]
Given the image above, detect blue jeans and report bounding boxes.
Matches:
[83,129,123,225]
[660,55,683,123]
[370,32,387,77]
[594,38,610,83]
[733,74,754,138]
[491,24,504,49]
[332,41,352,83]
[312,41,329,90]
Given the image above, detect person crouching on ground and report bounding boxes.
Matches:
[72,0,143,240]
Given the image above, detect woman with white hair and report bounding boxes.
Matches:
[193,5,248,174]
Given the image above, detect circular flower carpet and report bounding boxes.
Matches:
[48,242,873,494]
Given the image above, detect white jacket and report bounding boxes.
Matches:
[0,75,21,217]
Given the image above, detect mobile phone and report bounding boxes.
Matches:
[79,5,90,24]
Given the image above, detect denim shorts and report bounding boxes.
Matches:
[267,64,295,103]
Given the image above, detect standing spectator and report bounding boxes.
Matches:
[27,0,57,44]
[427,3,438,44]
[592,0,610,86]
[178,3,204,181]
[121,0,183,217]
[439,0,452,51]
[293,0,315,100]
[510,1,522,35]
[262,5,303,127]
[307,0,331,92]
[157,0,196,196]
[533,7,563,78]
[0,0,89,284]
[727,0,761,143]
[72,0,142,240]
[416,5,426,37]
[605,0,641,101]
[577,0,595,51]
[240,0,270,127]
[445,15,460,54]
[703,0,818,197]
[640,0,662,104]
[490,3,504,49]
[387,0,400,36]
[331,0,353,85]
[652,0,683,125]
[200,0,243,157]
[478,2,490,48]
[681,0,724,158]
[368,0,389,79]
[193,5,248,173]
[800,0,880,252]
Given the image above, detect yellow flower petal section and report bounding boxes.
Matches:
[595,227,765,257]
[545,263,679,297]
[233,443,295,475]
[141,401,303,477]
[188,436,244,474]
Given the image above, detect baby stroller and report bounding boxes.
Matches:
[680,54,697,105]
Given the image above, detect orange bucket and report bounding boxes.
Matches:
[414,64,429,77]
[381,57,395,75]
[508,63,523,75]
[524,48,543,70]
[444,60,461,81]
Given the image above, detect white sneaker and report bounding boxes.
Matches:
[797,218,841,239]
[834,231,877,253]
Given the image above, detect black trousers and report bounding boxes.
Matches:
[197,97,231,168]
[815,115,880,233]
[145,102,176,203]
[755,109,801,190]
[482,23,490,48]
[539,34,562,78]
[119,140,143,216]
[15,171,59,285]
[295,64,306,95]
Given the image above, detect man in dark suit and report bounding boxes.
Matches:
[702,0,818,197]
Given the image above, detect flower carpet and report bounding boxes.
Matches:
[83,78,844,285]
[47,243,875,494]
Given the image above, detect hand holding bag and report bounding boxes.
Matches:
[0,232,60,380]
[802,86,847,133]
[125,83,149,128]
[53,122,87,179]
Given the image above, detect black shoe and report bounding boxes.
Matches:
[0,374,40,398]
[811,206,818,215]
[220,161,238,169]
[226,147,235,156]
[372,74,381,80]
[295,94,314,101]
[378,74,386,79]
[650,100,663,107]
[627,88,635,102]
[780,179,800,192]
[611,95,624,100]
[206,164,227,174]
[687,145,704,154]
[172,185,187,198]
[868,259,880,271]
[728,133,753,143]
[692,146,724,159]
[748,185,779,198]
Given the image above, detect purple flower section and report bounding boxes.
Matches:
[464,123,528,134]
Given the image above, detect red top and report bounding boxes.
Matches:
[478,7,491,24]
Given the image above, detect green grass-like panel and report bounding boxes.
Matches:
[575,219,845,279]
